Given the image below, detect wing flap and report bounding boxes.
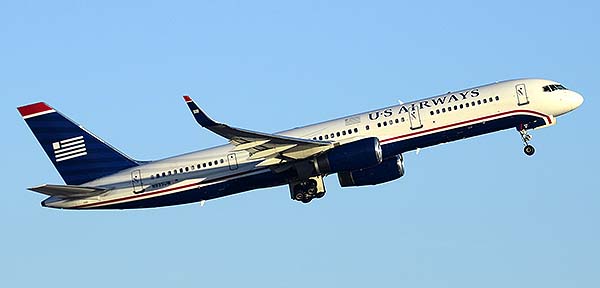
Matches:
[232,140,270,151]
[28,184,108,198]
[247,144,297,160]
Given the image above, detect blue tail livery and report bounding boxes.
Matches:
[18,102,139,185]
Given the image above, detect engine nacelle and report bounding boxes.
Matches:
[315,137,382,174]
[337,154,405,187]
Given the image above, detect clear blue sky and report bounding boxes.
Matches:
[1,1,598,287]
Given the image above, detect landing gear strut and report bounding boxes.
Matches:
[519,128,535,156]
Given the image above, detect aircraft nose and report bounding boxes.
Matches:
[571,91,584,109]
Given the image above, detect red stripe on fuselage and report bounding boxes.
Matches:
[17,102,53,117]
[73,169,266,208]
[381,109,551,143]
[73,109,551,209]
[73,182,201,209]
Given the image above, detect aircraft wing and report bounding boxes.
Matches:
[183,96,334,166]
[28,184,108,198]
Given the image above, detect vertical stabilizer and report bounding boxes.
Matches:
[18,102,139,185]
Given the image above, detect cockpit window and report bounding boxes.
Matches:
[543,84,568,92]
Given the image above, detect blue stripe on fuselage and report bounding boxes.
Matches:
[84,113,545,209]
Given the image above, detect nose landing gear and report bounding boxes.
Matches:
[519,128,535,156]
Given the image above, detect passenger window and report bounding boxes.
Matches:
[337,132,341,136]
[430,111,434,115]
[354,128,358,133]
[324,134,329,139]
[179,168,183,173]
[466,103,469,108]
[208,162,212,166]
[319,136,323,140]
[168,171,172,175]
[377,123,381,128]
[477,100,481,105]
[185,167,189,172]
[459,104,463,109]
[454,105,458,110]
[471,101,476,106]
[342,131,347,135]
[442,108,446,113]
[214,160,218,165]
[483,99,487,104]
[436,109,440,114]
[495,96,500,101]
[448,106,452,112]
[365,125,370,131]
[162,172,166,177]
[383,121,387,126]
[330,133,335,138]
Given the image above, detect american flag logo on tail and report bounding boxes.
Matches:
[53,136,87,162]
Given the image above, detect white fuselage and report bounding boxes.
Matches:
[43,78,583,209]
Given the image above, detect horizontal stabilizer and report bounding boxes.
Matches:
[28,184,108,198]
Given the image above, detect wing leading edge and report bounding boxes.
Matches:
[183,96,334,165]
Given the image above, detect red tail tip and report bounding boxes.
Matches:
[183,95,192,102]
[17,102,53,117]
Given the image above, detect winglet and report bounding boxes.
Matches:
[183,95,219,127]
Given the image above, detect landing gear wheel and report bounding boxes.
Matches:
[293,190,304,201]
[301,194,313,203]
[524,145,535,156]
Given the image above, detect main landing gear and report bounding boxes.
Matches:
[290,177,326,204]
[519,128,535,156]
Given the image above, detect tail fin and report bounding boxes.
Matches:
[18,102,139,185]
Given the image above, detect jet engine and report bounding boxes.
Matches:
[315,137,382,174]
[337,154,405,187]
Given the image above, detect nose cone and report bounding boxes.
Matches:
[571,91,584,109]
[557,91,584,116]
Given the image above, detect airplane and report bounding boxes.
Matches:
[17,78,583,209]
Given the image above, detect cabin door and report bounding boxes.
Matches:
[409,106,423,130]
[227,153,239,170]
[131,170,144,193]
[516,83,529,106]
